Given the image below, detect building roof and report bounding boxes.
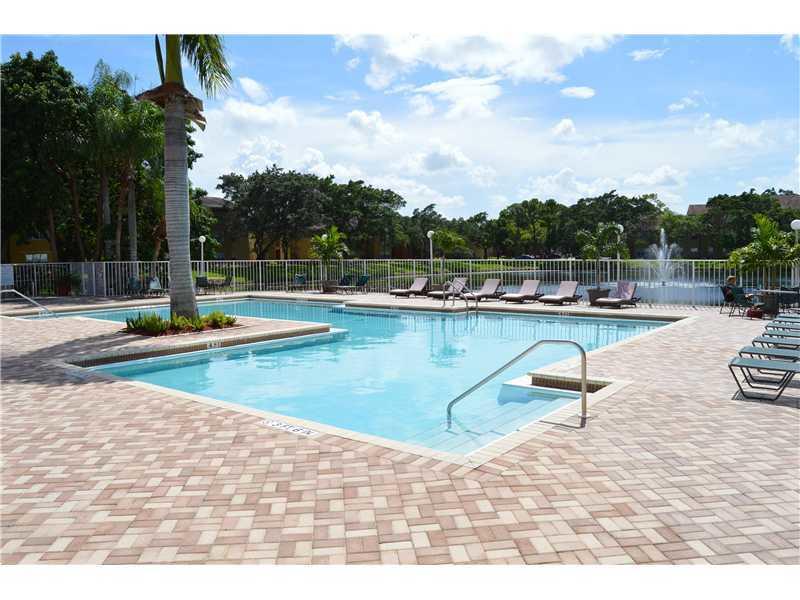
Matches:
[686,193,800,215]
[198,196,231,209]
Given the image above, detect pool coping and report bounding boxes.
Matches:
[43,301,692,473]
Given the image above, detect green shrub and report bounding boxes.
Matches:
[124,310,237,336]
[125,312,169,335]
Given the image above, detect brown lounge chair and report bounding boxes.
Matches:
[390,277,429,297]
[594,281,639,308]
[538,281,581,305]
[462,278,502,302]
[500,279,541,303]
[428,277,467,300]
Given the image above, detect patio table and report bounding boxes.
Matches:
[756,289,799,315]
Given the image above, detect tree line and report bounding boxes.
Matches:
[3,50,798,266]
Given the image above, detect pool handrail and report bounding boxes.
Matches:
[0,288,54,316]
[445,339,587,429]
[441,279,478,312]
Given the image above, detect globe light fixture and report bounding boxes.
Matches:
[792,219,800,244]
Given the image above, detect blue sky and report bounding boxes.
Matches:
[3,34,799,216]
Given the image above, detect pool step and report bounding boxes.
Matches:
[403,384,577,454]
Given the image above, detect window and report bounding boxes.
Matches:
[25,253,48,263]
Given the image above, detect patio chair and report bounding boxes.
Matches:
[728,356,800,404]
[127,276,144,297]
[461,278,501,302]
[593,281,639,309]
[390,277,429,297]
[728,286,764,317]
[195,276,209,295]
[208,275,232,293]
[427,277,467,300]
[288,273,307,291]
[353,274,370,293]
[538,281,581,305]
[334,274,355,294]
[719,285,735,314]
[780,286,800,310]
[144,276,167,296]
[500,279,542,303]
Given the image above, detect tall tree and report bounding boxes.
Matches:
[139,35,231,317]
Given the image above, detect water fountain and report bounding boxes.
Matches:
[646,228,682,285]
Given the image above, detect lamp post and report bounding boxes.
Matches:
[198,235,206,277]
[791,221,800,286]
[427,230,435,282]
[615,223,624,281]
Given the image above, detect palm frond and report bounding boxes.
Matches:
[180,35,232,96]
[154,35,165,84]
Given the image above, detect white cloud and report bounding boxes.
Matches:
[405,140,472,172]
[408,94,435,117]
[414,76,502,119]
[297,147,363,182]
[623,165,686,187]
[222,97,297,127]
[371,174,464,208]
[324,91,361,102]
[560,86,595,99]
[628,48,668,62]
[520,168,618,204]
[345,110,398,144]
[238,77,270,103]
[232,136,286,173]
[335,34,616,90]
[345,57,361,70]
[695,115,767,150]
[780,34,800,59]
[667,91,701,112]
[469,165,497,188]
[551,118,577,138]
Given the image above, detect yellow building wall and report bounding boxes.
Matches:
[6,235,52,263]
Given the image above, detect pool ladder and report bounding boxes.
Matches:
[441,280,479,313]
[446,339,588,429]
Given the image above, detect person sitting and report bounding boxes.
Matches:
[725,275,753,299]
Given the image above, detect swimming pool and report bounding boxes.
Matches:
[71,300,666,455]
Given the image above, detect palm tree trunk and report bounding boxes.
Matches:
[96,172,109,260]
[114,175,129,261]
[47,207,59,262]
[164,95,197,317]
[128,181,138,262]
[67,175,86,261]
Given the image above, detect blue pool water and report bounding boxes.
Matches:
[69,300,666,455]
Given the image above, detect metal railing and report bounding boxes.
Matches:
[446,339,587,429]
[0,289,54,316]
[2,258,798,306]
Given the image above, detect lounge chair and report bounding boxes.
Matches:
[728,356,800,403]
[765,322,800,332]
[427,277,467,300]
[500,279,541,303]
[461,278,501,302]
[594,281,639,309]
[739,345,800,362]
[728,286,764,317]
[146,276,167,296]
[538,281,581,305]
[390,277,429,297]
[752,335,800,350]
[762,329,800,339]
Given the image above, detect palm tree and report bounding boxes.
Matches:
[729,214,800,288]
[139,35,231,317]
[576,222,628,289]
[310,226,349,281]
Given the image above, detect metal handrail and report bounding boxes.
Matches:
[446,339,587,429]
[440,279,478,312]
[0,289,54,316]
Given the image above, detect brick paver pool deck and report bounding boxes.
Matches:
[1,295,798,564]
